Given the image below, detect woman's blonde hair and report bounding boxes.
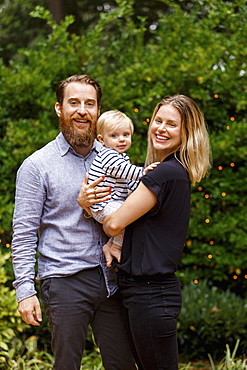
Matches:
[97,110,134,136]
[145,95,212,186]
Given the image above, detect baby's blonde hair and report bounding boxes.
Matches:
[145,95,212,186]
[97,110,134,136]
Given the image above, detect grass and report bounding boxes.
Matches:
[0,338,246,369]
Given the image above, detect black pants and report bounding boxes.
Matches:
[119,276,182,370]
[40,267,136,370]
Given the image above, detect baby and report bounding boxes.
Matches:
[88,110,158,266]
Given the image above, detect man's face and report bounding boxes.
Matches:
[55,82,100,150]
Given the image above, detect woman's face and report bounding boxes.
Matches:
[150,104,182,161]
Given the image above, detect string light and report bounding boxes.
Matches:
[193,265,197,270]
[204,194,210,199]
[186,240,192,248]
[233,275,238,280]
[6,243,10,248]
[134,108,139,113]
[198,186,203,191]
[214,94,219,98]
[205,218,210,223]
[218,166,223,170]
[226,126,230,130]
[208,254,213,259]
[230,162,235,167]
[193,279,199,284]
[230,117,235,121]
[221,192,227,197]
[209,240,214,245]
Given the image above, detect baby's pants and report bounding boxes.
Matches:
[92,201,124,246]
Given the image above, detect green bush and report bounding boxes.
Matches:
[0,247,28,356]
[177,280,247,360]
[178,121,247,293]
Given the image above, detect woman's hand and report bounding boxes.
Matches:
[77,173,111,215]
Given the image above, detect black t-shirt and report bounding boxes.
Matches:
[118,153,191,277]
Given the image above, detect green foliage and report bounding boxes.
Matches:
[209,340,247,370]
[178,121,247,293]
[0,336,53,369]
[0,248,28,355]
[177,281,247,360]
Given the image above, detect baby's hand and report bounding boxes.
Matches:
[144,162,160,174]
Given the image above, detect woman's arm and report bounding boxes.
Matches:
[103,181,157,236]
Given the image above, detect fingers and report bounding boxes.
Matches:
[110,244,122,263]
[18,296,42,326]
[91,175,105,188]
[102,242,114,268]
[144,162,160,173]
[83,172,89,185]
[78,175,111,209]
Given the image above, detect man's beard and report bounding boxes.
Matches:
[59,113,96,148]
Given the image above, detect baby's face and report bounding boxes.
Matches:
[100,123,132,154]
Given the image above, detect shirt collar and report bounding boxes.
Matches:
[56,132,102,157]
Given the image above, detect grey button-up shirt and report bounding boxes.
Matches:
[11,133,118,302]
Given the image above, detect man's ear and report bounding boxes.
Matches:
[55,102,62,117]
[97,134,104,145]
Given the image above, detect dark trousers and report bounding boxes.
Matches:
[40,267,136,370]
[118,276,182,370]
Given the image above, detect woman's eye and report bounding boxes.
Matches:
[155,119,162,124]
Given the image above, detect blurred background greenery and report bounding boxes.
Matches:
[0,0,246,367]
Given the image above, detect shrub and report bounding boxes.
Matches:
[0,248,28,356]
[177,280,247,360]
[178,121,247,294]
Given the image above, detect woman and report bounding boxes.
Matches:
[78,95,211,369]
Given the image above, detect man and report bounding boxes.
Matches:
[11,75,136,370]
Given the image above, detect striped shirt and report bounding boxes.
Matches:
[88,146,144,212]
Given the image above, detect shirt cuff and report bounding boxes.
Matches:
[15,281,37,303]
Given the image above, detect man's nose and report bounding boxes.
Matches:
[77,104,87,114]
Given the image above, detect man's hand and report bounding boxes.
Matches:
[77,173,111,215]
[18,295,42,326]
